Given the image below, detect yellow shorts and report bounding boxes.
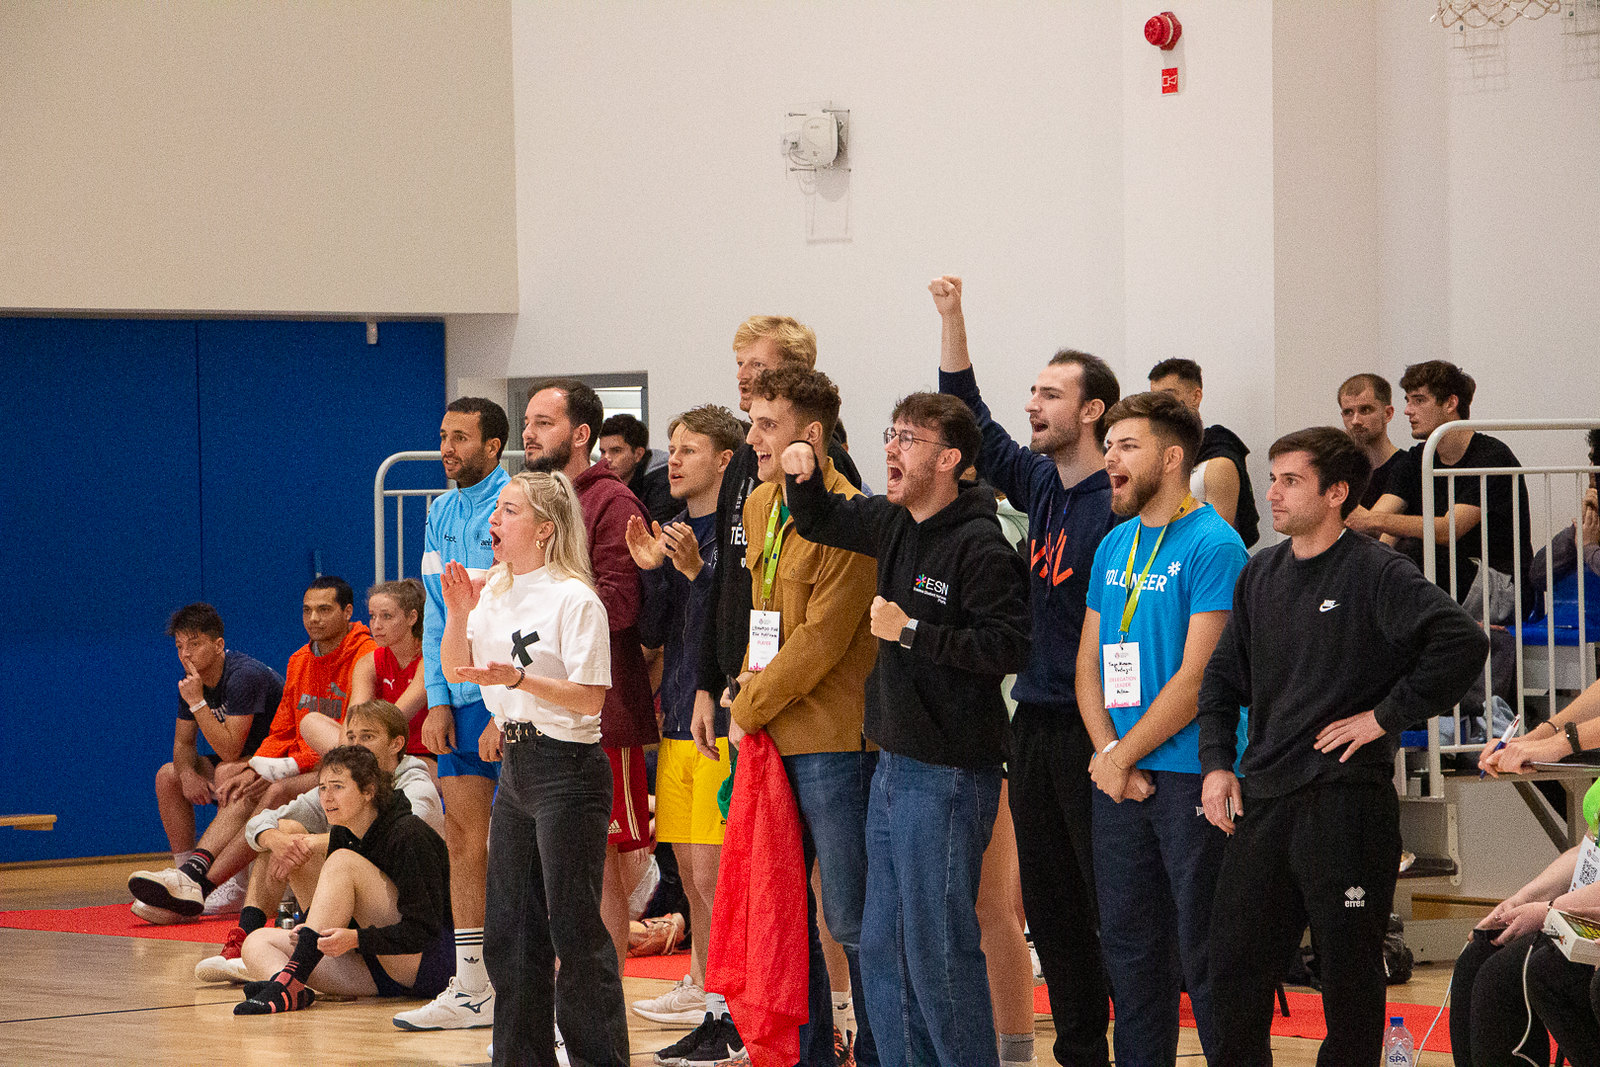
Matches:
[654,737,731,845]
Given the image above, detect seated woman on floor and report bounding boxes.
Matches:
[1454,677,1600,1064]
[234,744,452,1014]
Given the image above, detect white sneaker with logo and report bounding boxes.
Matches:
[392,977,496,1030]
[201,876,248,916]
[631,974,707,1025]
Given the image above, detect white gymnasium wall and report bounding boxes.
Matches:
[1376,8,1600,533]
[1121,1,1278,528]
[453,1,1139,462]
[0,1,517,316]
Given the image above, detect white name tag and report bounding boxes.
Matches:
[749,610,782,672]
[1103,642,1142,709]
[1572,836,1600,894]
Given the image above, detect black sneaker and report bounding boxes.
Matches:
[679,1015,748,1066]
[655,1012,717,1066]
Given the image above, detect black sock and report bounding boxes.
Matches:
[179,849,217,897]
[274,926,326,992]
[239,906,268,935]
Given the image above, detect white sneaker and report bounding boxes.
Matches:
[1030,942,1045,987]
[130,900,194,925]
[194,953,251,983]
[202,876,247,916]
[392,976,495,1030]
[556,1024,570,1067]
[128,868,205,917]
[632,975,708,1026]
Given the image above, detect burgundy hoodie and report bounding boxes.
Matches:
[572,462,659,749]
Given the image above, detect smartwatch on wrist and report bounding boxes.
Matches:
[898,618,918,650]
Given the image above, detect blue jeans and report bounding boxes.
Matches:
[862,752,1001,1067]
[484,734,628,1067]
[1091,770,1225,1067]
[784,750,879,1067]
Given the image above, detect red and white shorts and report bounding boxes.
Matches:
[605,744,652,853]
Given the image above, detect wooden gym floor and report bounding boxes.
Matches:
[0,858,1458,1066]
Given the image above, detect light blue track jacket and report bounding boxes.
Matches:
[421,466,510,709]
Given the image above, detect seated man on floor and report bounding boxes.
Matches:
[128,576,374,919]
[232,745,453,1015]
[196,699,444,984]
[151,603,283,918]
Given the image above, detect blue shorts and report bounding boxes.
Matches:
[363,926,455,999]
[436,699,501,781]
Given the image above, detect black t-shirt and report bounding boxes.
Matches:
[1386,433,1533,596]
[1361,449,1402,510]
[174,650,285,759]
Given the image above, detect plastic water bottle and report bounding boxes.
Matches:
[1382,1016,1415,1066]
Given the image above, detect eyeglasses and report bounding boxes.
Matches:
[882,427,952,450]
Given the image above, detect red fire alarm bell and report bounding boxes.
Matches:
[1145,11,1182,50]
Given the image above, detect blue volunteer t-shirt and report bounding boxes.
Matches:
[1087,504,1248,773]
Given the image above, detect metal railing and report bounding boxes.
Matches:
[373,451,525,585]
[1418,419,1600,799]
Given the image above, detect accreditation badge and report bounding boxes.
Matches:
[1103,641,1142,709]
[748,610,782,672]
[1572,835,1600,893]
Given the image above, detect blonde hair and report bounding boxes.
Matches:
[486,471,594,595]
[732,315,817,369]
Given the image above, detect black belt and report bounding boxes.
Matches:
[501,720,591,751]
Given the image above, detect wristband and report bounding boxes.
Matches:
[1567,721,1583,755]
[188,698,208,714]
[512,666,526,691]
[1101,739,1119,756]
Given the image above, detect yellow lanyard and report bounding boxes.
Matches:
[760,501,790,608]
[1117,495,1199,638]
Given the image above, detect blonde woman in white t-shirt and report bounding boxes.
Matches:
[438,470,627,1067]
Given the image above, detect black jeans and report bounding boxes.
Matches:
[1208,781,1400,1067]
[1449,929,1548,1067]
[1008,704,1109,1067]
[1529,937,1600,1067]
[485,734,628,1067]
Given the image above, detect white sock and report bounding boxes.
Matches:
[247,755,300,781]
[455,928,488,993]
[173,850,194,869]
[832,993,853,1035]
[1000,1031,1035,1065]
[705,991,729,1019]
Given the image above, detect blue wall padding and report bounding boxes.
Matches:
[0,317,444,862]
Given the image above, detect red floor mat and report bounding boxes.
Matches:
[1030,985,1452,1054]
[0,902,239,943]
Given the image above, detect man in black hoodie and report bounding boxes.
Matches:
[933,275,1119,1067]
[782,392,1030,1067]
[1149,358,1261,548]
[1197,427,1486,1065]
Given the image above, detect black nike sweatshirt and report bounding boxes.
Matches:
[1197,532,1488,799]
[786,472,1031,768]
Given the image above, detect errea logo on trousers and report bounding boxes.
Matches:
[1344,886,1366,908]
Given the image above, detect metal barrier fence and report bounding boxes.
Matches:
[372,451,525,585]
[1418,419,1600,799]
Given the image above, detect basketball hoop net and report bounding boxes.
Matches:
[1433,0,1561,28]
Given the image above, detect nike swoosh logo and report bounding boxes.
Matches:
[1319,600,1338,613]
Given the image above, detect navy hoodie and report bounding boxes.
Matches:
[940,367,1117,713]
[786,471,1031,768]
